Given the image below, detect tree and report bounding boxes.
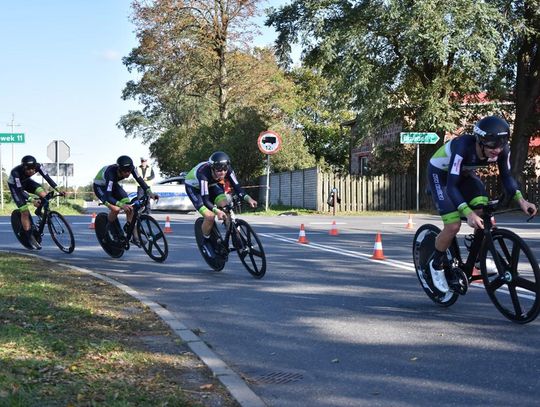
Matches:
[119,1,312,181]
[267,0,508,155]
[491,0,540,185]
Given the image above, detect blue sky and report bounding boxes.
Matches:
[0,0,291,187]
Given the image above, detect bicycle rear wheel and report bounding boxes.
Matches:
[194,217,227,271]
[47,211,75,253]
[412,224,459,307]
[480,228,540,324]
[137,214,168,262]
[94,213,124,258]
[233,219,266,279]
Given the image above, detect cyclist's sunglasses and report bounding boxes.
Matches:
[482,139,508,149]
[213,164,229,172]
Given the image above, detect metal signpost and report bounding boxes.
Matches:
[47,140,70,205]
[400,132,440,212]
[257,130,282,211]
[0,132,26,210]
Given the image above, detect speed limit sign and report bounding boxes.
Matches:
[257,130,282,155]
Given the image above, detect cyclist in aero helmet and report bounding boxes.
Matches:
[93,155,159,245]
[427,115,537,294]
[185,151,257,256]
[8,155,66,249]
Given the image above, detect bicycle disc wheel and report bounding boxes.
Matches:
[94,213,124,258]
[47,211,75,253]
[480,228,540,324]
[233,219,266,279]
[137,214,168,263]
[10,210,33,249]
[194,217,226,271]
[412,224,459,307]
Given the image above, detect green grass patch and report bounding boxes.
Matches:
[0,199,87,216]
[0,254,237,406]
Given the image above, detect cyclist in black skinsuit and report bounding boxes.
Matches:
[8,155,65,249]
[185,151,257,254]
[427,116,537,293]
[93,155,158,245]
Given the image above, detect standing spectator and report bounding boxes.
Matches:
[136,157,155,201]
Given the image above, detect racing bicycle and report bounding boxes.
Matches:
[413,200,539,323]
[11,191,75,253]
[194,196,266,278]
[94,194,168,262]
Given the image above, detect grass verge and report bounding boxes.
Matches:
[0,253,238,407]
[0,199,87,216]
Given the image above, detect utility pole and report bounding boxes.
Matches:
[7,113,22,169]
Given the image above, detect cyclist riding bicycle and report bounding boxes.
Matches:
[8,155,65,249]
[185,151,257,255]
[93,155,158,246]
[427,115,537,293]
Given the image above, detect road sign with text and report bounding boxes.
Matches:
[400,132,440,144]
[0,133,25,143]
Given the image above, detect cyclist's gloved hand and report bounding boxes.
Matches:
[519,199,537,216]
[247,197,257,208]
[58,191,66,197]
[152,193,159,201]
[215,209,226,221]
[466,211,484,230]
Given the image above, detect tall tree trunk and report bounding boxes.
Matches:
[510,31,540,189]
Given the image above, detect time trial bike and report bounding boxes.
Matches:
[194,196,266,279]
[94,194,168,262]
[413,200,539,324]
[11,191,75,253]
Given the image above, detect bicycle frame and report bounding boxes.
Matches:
[31,192,61,237]
[449,202,530,283]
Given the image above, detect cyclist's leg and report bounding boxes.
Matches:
[428,166,461,292]
[186,185,215,237]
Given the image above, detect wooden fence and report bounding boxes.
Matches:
[258,167,540,212]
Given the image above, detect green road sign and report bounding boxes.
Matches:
[400,132,439,144]
[0,133,25,143]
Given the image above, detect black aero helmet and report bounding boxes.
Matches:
[473,116,510,148]
[209,151,230,171]
[116,155,134,171]
[21,155,38,170]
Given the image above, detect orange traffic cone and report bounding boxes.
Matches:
[405,213,414,229]
[164,216,172,233]
[371,232,386,260]
[89,213,96,229]
[329,220,339,236]
[297,224,309,244]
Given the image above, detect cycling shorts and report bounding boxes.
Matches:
[428,164,487,224]
[93,183,128,207]
[185,183,226,213]
[9,179,42,209]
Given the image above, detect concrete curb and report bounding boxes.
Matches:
[6,251,266,407]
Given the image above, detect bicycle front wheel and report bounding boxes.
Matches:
[233,219,266,279]
[137,214,168,262]
[480,228,540,324]
[47,211,75,253]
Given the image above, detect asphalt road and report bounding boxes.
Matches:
[2,209,540,407]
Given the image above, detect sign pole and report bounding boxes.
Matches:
[257,130,283,212]
[0,144,3,210]
[400,132,440,213]
[416,144,420,212]
[265,155,270,211]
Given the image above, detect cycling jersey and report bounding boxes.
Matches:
[93,164,151,207]
[8,164,58,210]
[428,134,521,224]
[185,161,248,215]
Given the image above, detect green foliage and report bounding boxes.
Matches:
[268,0,508,142]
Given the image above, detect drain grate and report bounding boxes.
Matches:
[246,371,303,385]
